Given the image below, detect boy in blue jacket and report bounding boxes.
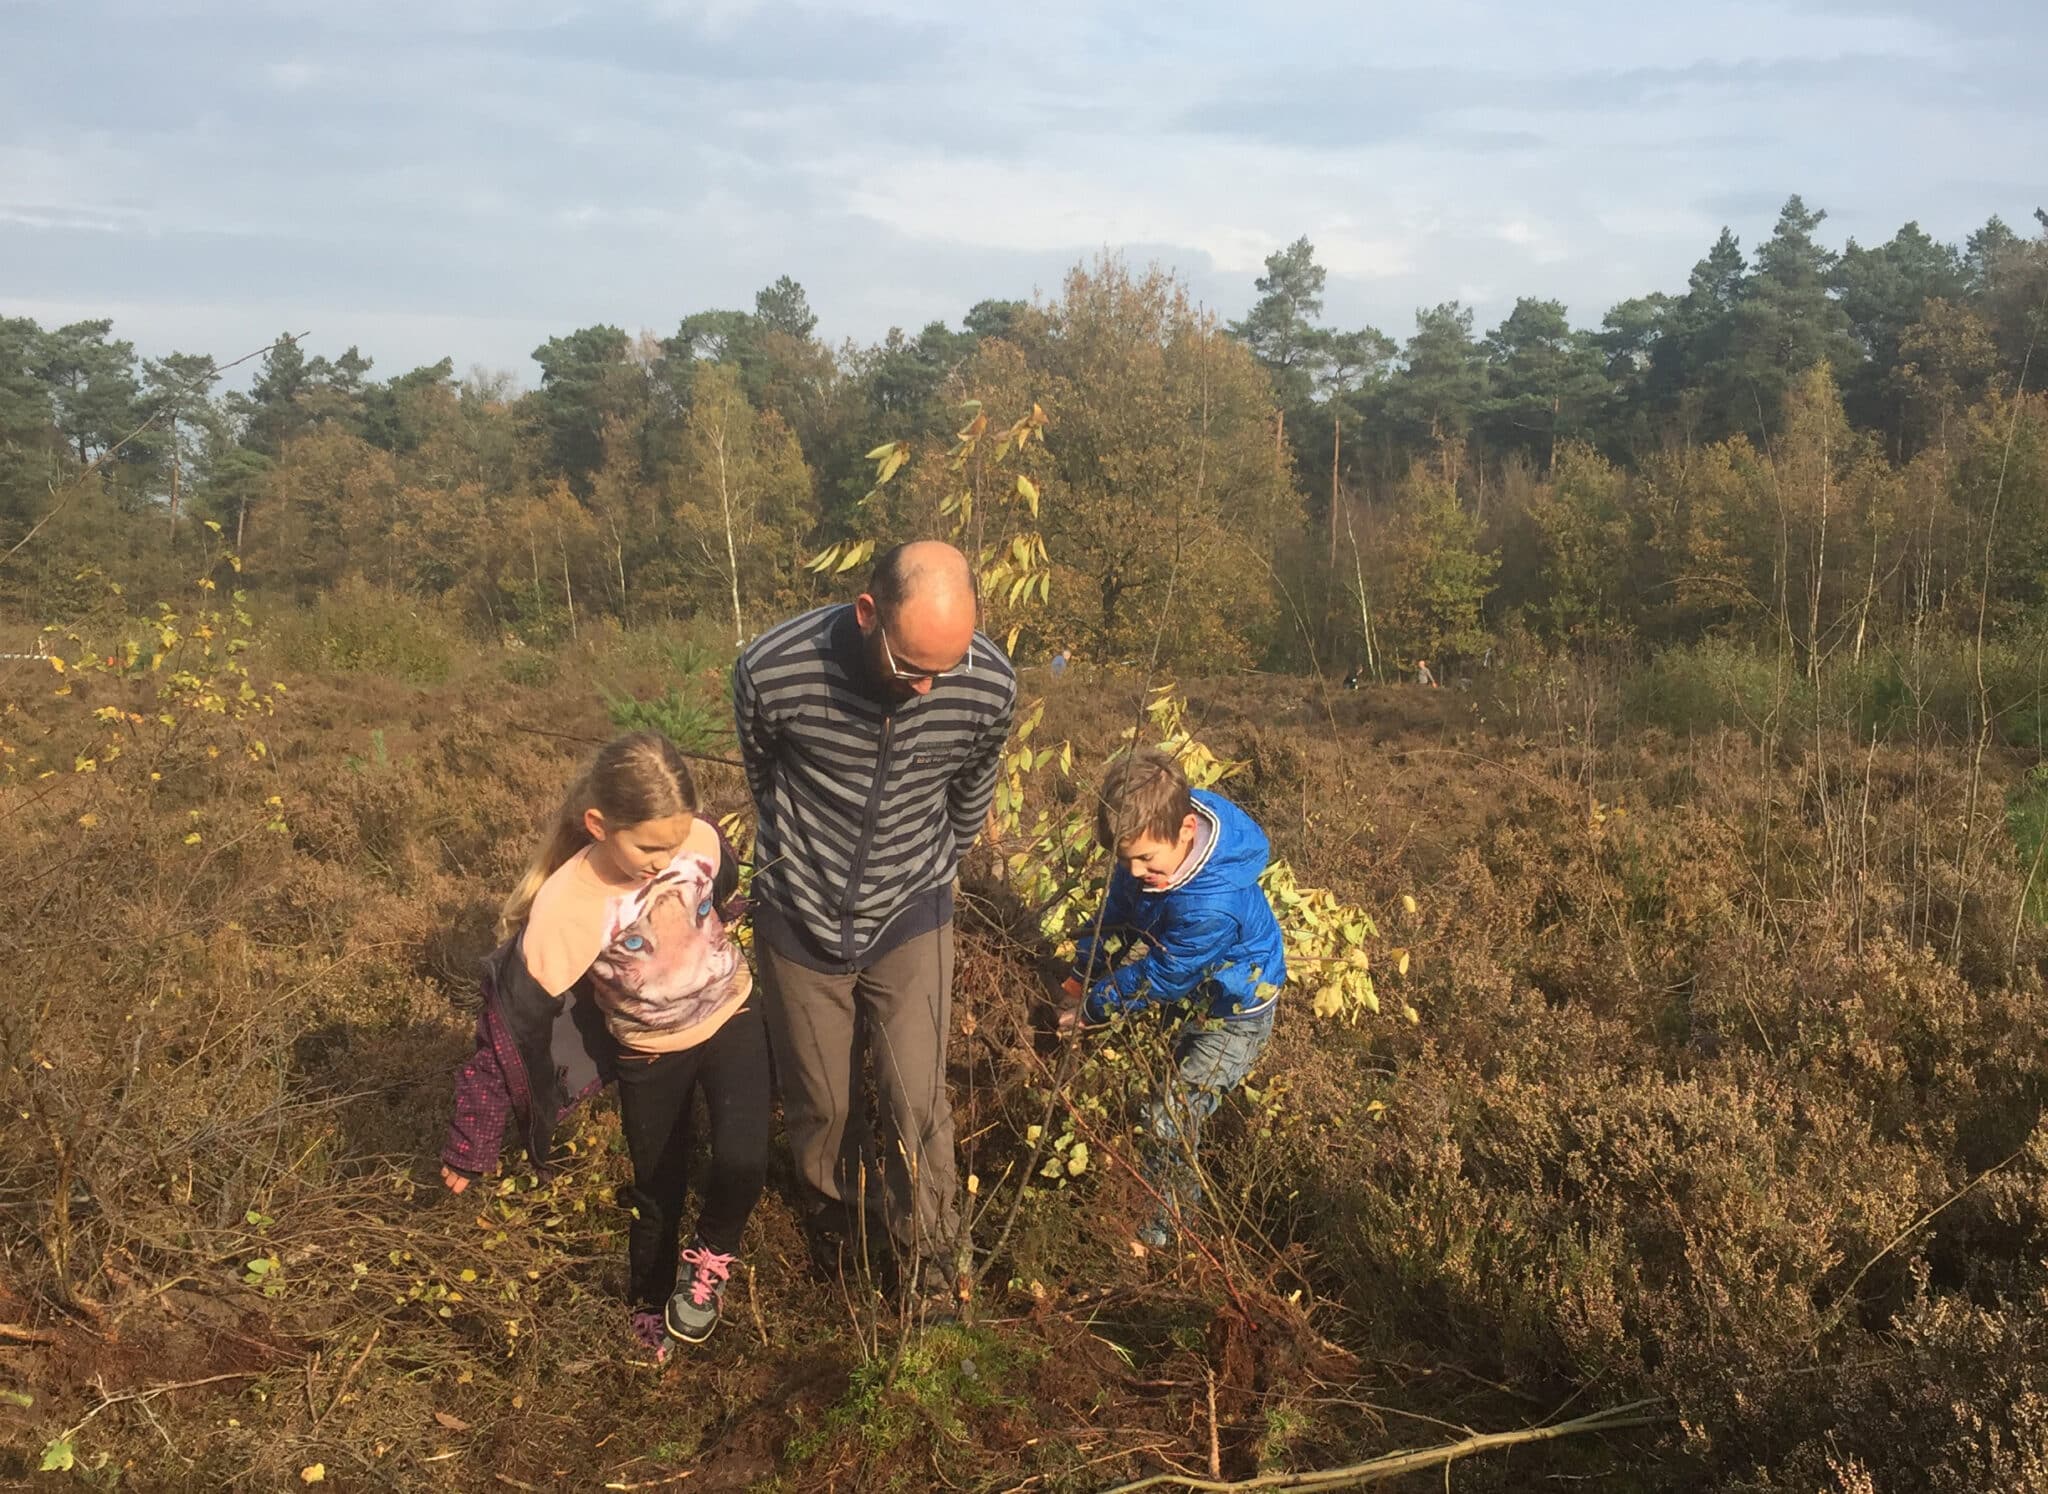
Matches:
[1058,747,1287,1249]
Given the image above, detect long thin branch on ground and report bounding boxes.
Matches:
[1094,1399,1670,1493]
[55,1371,266,1444]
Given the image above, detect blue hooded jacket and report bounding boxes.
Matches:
[1072,788,1288,1025]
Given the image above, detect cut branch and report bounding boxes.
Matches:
[1094,1399,1669,1493]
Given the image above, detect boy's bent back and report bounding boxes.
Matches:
[1072,749,1287,1027]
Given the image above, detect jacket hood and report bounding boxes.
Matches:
[1159,788,1270,897]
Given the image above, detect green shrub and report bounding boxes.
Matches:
[600,637,733,757]
[1623,639,1809,734]
[269,579,460,683]
[2007,763,2048,925]
[497,648,559,689]
[586,615,736,675]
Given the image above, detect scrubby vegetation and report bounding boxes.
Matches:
[4,205,2048,1489]
[2,590,2045,1490]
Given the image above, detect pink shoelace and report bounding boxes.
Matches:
[681,1245,735,1306]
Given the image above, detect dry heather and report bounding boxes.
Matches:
[2,626,2046,1492]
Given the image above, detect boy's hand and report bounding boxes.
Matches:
[1054,975,1088,1039]
[440,1165,471,1195]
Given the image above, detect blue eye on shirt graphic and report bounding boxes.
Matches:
[586,859,741,1036]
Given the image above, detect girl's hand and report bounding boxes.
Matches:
[440,1165,470,1195]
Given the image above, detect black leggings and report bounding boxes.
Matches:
[615,1001,771,1312]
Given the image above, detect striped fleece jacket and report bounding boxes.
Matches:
[733,603,1016,970]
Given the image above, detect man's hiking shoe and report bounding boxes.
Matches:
[909,1260,964,1323]
[665,1240,737,1345]
[629,1308,671,1366]
[808,1223,897,1296]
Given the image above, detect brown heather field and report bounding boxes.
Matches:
[3,611,2047,1493]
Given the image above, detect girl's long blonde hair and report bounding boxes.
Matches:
[499,731,699,938]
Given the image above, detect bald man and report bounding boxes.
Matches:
[733,541,1016,1305]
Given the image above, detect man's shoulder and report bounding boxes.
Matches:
[739,606,846,679]
[969,631,1017,678]
[960,631,1019,708]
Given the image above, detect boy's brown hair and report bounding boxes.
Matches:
[1095,746,1194,851]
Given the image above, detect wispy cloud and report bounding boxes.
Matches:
[0,0,2039,378]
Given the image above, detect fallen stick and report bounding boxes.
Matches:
[0,1324,58,1345]
[312,1327,379,1433]
[745,1264,769,1347]
[1094,1399,1670,1493]
[52,1371,265,1446]
[1205,1369,1220,1479]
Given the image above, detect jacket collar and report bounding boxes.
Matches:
[1143,794,1221,895]
[826,604,897,707]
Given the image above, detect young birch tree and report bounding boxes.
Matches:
[670,362,816,644]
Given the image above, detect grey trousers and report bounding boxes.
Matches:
[757,922,959,1260]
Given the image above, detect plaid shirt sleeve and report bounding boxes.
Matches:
[440,1004,523,1179]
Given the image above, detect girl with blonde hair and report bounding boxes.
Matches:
[440,731,765,1358]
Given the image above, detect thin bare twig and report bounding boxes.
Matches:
[55,1371,265,1444]
[1814,1144,2028,1343]
[604,1471,695,1490]
[1205,1369,1221,1479]
[745,1263,769,1347]
[1094,1399,1669,1493]
[509,722,741,768]
[312,1326,380,1432]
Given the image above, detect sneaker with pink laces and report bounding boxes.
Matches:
[664,1238,736,1345]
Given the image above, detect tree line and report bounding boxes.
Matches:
[2,196,2045,676]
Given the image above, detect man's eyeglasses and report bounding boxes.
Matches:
[879,628,971,684]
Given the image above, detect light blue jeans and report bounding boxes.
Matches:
[1140,1004,1275,1224]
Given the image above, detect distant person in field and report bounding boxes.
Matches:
[734,541,1016,1311]
[1049,647,1071,680]
[1415,659,1437,689]
[1056,747,1287,1250]
[1343,665,1361,690]
[439,731,766,1360]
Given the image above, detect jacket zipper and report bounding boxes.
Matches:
[836,708,895,961]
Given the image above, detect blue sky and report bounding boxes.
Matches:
[2,0,2041,384]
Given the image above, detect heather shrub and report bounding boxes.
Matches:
[267,576,463,683]
[5,598,2047,1490]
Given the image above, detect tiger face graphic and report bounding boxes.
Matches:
[588,860,741,1037]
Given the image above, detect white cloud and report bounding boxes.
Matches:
[823,143,1422,285]
[1,0,2039,376]
[261,60,321,91]
[0,201,145,233]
